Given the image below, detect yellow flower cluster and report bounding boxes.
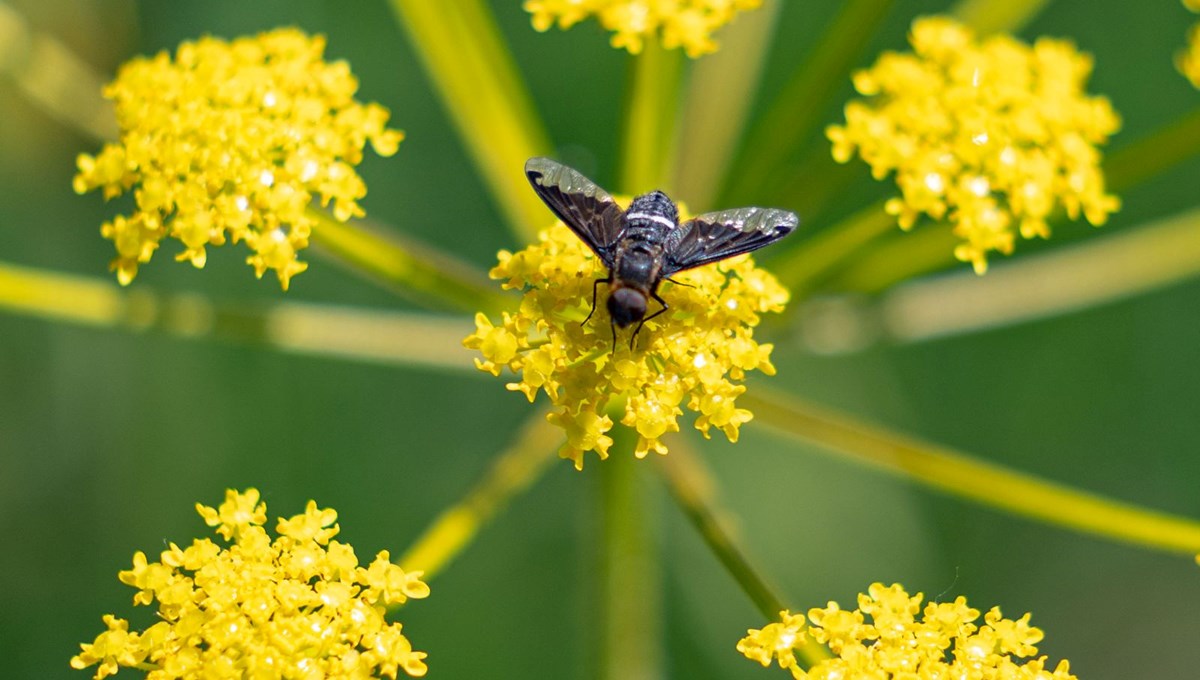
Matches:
[524,0,763,57]
[827,16,1121,273]
[1179,0,1200,87]
[738,583,1076,680]
[70,489,430,679]
[463,219,788,470]
[74,28,403,289]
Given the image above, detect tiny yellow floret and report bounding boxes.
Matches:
[523,0,763,57]
[463,211,788,469]
[74,28,403,289]
[827,16,1121,273]
[71,488,430,679]
[737,583,1077,679]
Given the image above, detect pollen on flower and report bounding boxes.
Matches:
[73,28,403,289]
[523,0,763,57]
[463,210,788,470]
[71,488,430,679]
[827,16,1121,273]
[737,583,1077,680]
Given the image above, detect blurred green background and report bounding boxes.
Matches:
[2,0,1199,677]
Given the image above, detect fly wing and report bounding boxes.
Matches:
[525,157,624,265]
[662,206,798,275]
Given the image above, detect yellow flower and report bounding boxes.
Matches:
[71,489,430,679]
[524,0,763,57]
[827,16,1121,273]
[737,583,1076,680]
[1179,1,1200,87]
[737,610,808,678]
[73,28,403,289]
[463,215,788,470]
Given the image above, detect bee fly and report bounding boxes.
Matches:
[525,157,799,348]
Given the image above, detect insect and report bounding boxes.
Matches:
[524,157,799,348]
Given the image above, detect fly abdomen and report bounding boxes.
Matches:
[624,190,678,237]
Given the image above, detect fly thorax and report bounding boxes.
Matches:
[615,248,658,287]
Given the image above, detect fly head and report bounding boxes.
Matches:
[607,286,648,328]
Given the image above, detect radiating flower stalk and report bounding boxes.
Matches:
[387,0,551,239]
[71,489,431,679]
[741,385,1200,554]
[720,0,896,209]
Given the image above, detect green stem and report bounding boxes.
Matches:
[620,43,683,193]
[600,430,662,680]
[1106,106,1200,193]
[671,0,782,209]
[771,200,893,295]
[0,3,117,140]
[0,260,482,373]
[721,0,897,206]
[762,149,864,220]
[656,444,784,618]
[657,444,830,667]
[948,0,1052,35]
[388,0,552,239]
[827,224,958,295]
[874,204,1200,342]
[398,411,560,582]
[307,209,506,314]
[743,386,1200,554]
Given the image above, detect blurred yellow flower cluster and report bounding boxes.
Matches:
[738,583,1075,680]
[463,219,788,470]
[70,489,430,679]
[524,0,763,57]
[73,28,403,289]
[828,16,1121,273]
[1179,0,1200,87]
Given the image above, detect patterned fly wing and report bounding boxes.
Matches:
[525,157,626,266]
[662,206,799,275]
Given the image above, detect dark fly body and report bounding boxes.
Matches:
[524,157,799,348]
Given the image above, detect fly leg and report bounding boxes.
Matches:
[630,289,669,350]
[583,276,610,326]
